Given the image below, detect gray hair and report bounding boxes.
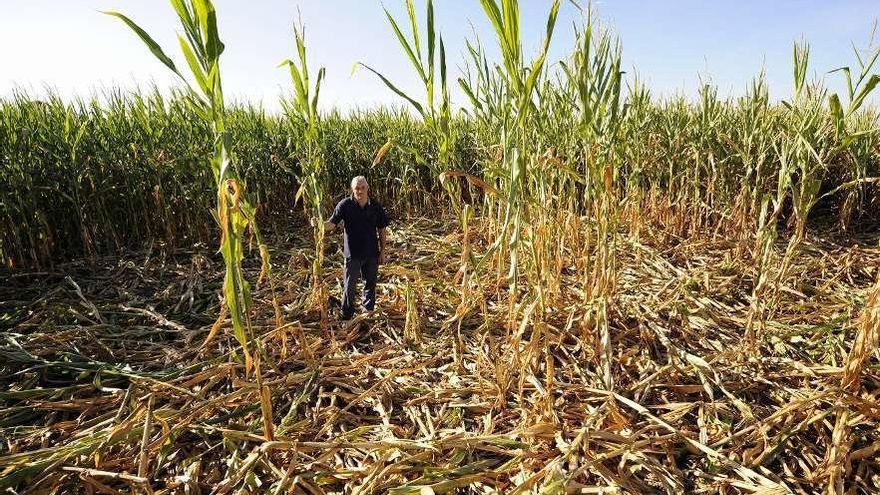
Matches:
[351,176,368,188]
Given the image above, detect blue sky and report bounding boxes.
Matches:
[0,1,877,112]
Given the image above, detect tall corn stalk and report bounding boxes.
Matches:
[828,44,880,229]
[105,3,276,436]
[471,0,561,309]
[745,42,821,346]
[362,0,485,348]
[729,71,773,251]
[560,4,624,390]
[359,0,457,204]
[747,41,880,346]
[279,25,328,333]
[817,45,880,495]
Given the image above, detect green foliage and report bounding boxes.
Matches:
[106,0,257,365]
[1,3,879,284]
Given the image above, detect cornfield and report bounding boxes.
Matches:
[2,0,880,493]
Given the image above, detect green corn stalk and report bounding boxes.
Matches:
[561,3,624,298]
[278,24,329,331]
[363,0,496,327]
[745,42,818,346]
[828,43,880,228]
[775,41,880,310]
[105,0,264,373]
[358,0,458,205]
[745,40,880,346]
[558,3,624,389]
[729,71,773,247]
[472,0,561,304]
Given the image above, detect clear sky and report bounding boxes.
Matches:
[0,1,878,112]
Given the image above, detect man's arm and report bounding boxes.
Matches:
[321,199,345,233]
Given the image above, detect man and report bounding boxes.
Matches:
[322,176,389,320]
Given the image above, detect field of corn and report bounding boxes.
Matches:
[2,0,880,493]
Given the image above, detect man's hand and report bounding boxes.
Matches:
[311,217,336,232]
[378,250,386,265]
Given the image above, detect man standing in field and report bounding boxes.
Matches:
[321,176,389,320]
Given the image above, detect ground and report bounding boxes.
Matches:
[1,216,879,494]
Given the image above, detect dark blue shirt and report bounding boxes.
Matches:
[329,196,389,259]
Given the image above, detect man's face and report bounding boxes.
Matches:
[352,181,368,202]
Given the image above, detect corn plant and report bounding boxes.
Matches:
[745,43,819,345]
[472,0,561,302]
[561,5,624,298]
[729,71,773,247]
[828,44,880,228]
[745,41,880,345]
[279,24,328,331]
[359,0,458,205]
[105,1,267,375]
[558,4,625,389]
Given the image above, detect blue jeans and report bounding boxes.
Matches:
[342,257,378,319]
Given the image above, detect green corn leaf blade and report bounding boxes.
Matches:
[439,34,449,109]
[477,0,505,53]
[863,46,880,75]
[169,0,195,29]
[829,66,854,101]
[849,74,880,117]
[231,208,249,234]
[207,60,221,97]
[226,280,247,349]
[178,34,209,94]
[383,6,426,83]
[793,41,809,95]
[279,59,309,116]
[187,92,211,121]
[855,46,880,90]
[311,67,326,121]
[507,210,521,285]
[457,78,481,110]
[358,63,426,118]
[220,231,246,348]
[192,1,224,62]
[204,5,225,60]
[170,0,206,60]
[103,11,181,78]
[294,182,307,205]
[501,0,520,63]
[427,0,436,83]
[405,0,422,64]
[523,0,560,104]
[217,150,231,183]
[828,93,844,136]
[852,42,865,69]
[191,0,215,56]
[240,274,253,313]
[295,27,310,95]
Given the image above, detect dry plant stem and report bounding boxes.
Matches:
[822,276,880,494]
[137,394,153,481]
